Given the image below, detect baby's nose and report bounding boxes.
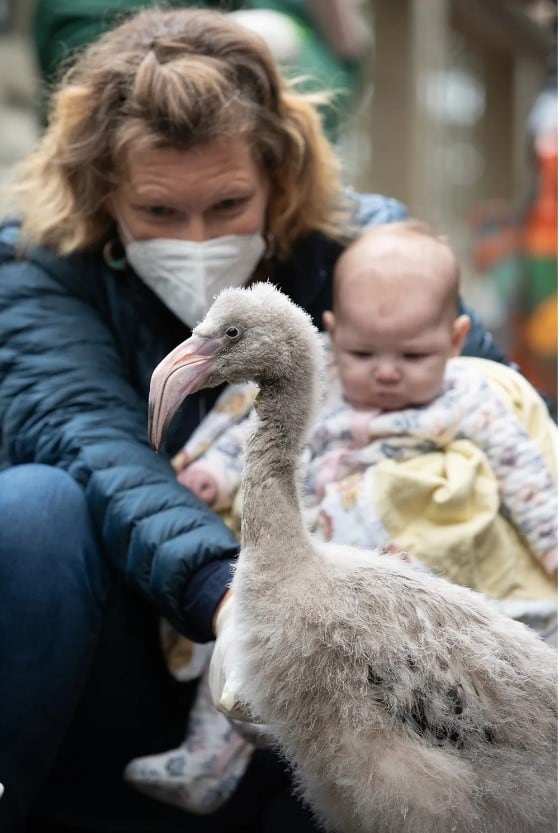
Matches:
[374,361,400,382]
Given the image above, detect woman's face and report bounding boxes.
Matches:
[110,139,270,242]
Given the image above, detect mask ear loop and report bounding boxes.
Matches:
[264,233,276,259]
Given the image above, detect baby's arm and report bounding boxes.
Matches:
[446,364,558,574]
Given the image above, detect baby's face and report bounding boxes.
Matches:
[325,293,466,412]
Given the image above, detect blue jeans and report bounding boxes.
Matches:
[0,465,323,833]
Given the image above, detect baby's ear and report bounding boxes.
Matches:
[451,314,471,356]
[323,310,336,335]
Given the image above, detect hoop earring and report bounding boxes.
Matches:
[103,239,127,271]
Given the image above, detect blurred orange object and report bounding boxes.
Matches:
[514,126,558,415]
[524,132,558,259]
[525,295,558,357]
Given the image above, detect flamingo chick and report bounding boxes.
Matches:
[149,283,557,833]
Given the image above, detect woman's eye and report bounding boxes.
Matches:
[144,205,175,218]
[214,197,247,213]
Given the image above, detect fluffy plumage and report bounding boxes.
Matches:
[149,283,558,833]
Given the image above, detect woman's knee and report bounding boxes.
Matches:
[1,463,86,526]
[0,464,106,602]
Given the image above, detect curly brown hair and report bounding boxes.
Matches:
[15,7,352,257]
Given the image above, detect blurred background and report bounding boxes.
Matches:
[0,0,557,413]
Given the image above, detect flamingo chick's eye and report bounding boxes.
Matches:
[225,326,241,340]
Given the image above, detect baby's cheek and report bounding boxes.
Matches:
[344,365,366,390]
[413,370,443,404]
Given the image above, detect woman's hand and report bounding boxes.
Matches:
[209,592,272,745]
[209,591,247,718]
[209,592,253,720]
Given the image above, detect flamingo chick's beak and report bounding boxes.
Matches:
[148,334,221,450]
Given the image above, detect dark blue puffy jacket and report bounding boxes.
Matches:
[0,194,506,641]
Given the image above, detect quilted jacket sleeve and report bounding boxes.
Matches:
[0,229,238,641]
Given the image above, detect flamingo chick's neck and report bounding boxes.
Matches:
[241,370,318,555]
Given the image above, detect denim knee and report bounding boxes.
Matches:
[0,463,106,604]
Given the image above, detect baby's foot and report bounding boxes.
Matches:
[124,719,253,814]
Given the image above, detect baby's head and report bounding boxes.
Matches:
[324,221,471,411]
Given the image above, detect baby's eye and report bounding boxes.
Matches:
[403,353,428,361]
[350,351,373,359]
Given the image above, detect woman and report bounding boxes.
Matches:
[0,8,506,833]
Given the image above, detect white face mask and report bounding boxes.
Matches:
[124,233,266,329]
